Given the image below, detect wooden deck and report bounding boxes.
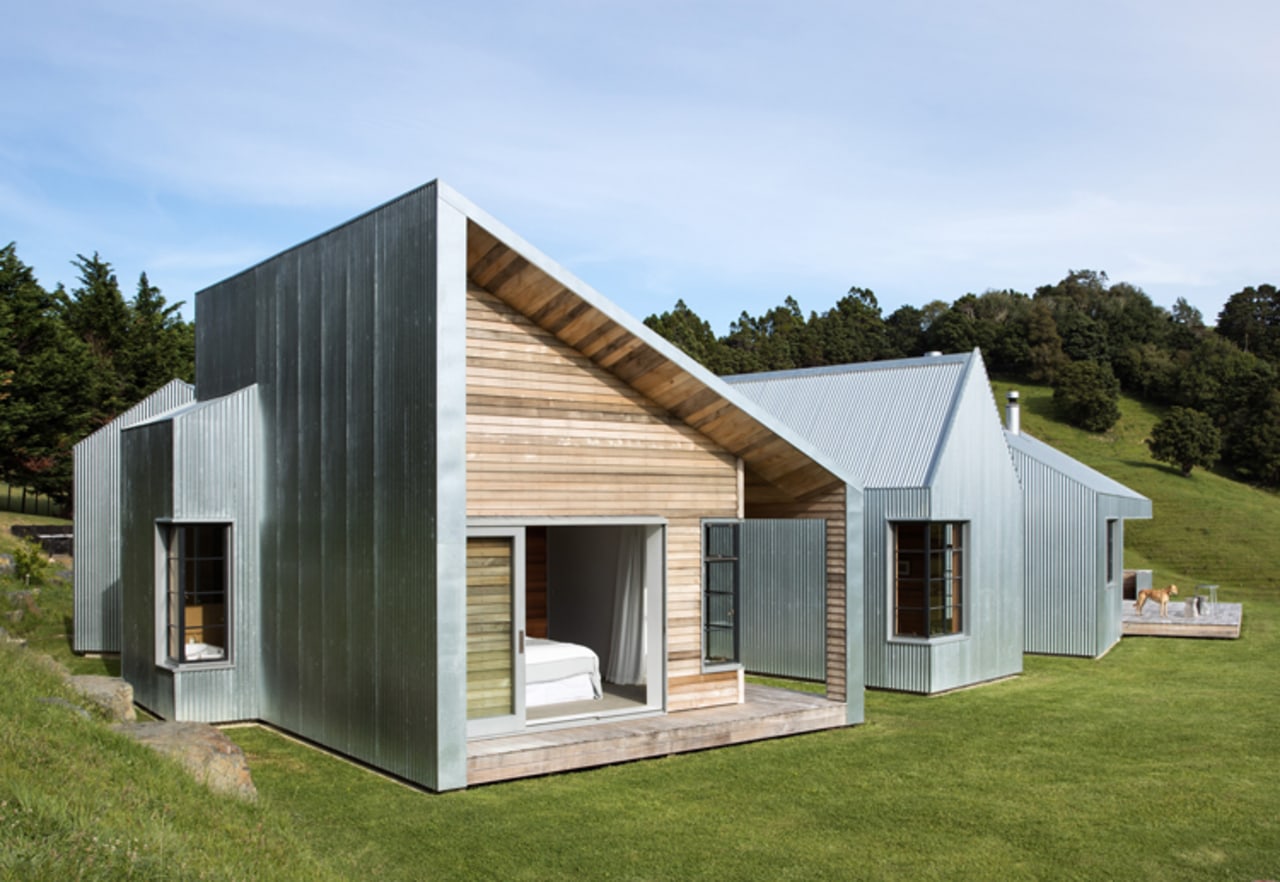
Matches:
[467,684,848,785]
[1122,601,1243,639]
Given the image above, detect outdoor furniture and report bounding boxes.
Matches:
[1196,584,1219,614]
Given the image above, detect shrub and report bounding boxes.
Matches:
[1053,361,1121,432]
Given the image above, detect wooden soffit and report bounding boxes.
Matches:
[464,219,843,501]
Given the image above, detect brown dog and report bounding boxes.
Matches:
[1135,584,1178,617]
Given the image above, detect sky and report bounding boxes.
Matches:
[4,0,1279,333]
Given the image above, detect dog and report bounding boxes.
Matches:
[1135,584,1178,618]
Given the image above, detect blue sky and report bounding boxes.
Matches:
[5,1,1278,332]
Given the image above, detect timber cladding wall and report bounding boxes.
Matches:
[465,285,741,710]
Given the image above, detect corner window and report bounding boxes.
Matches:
[893,522,964,638]
[702,521,740,667]
[164,523,230,664]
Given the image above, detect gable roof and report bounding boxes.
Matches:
[723,351,977,488]
[442,183,850,501]
[1005,429,1152,516]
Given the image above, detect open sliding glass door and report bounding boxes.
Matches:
[466,528,526,737]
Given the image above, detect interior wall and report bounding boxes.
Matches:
[546,526,622,673]
[525,527,548,638]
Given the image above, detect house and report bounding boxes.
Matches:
[1002,392,1152,657]
[74,181,866,791]
[725,351,1025,694]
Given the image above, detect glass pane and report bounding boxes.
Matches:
[706,628,735,664]
[896,523,926,553]
[706,559,736,594]
[896,606,927,637]
[706,523,737,559]
[706,591,735,628]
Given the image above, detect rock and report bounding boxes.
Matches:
[112,721,258,802]
[70,675,136,722]
[0,625,27,648]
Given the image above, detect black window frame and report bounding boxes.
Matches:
[702,520,741,668]
[163,522,232,665]
[892,521,965,639]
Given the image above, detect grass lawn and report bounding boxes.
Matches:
[2,386,1278,880]
[226,600,1278,881]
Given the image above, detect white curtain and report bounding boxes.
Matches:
[605,528,646,685]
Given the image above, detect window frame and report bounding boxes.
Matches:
[157,520,234,668]
[1105,518,1118,586]
[701,519,742,671]
[890,521,967,641]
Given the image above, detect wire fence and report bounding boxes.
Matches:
[0,482,67,519]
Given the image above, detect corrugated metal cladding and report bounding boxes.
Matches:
[194,182,458,790]
[1007,430,1152,658]
[725,353,969,488]
[737,350,1025,695]
[740,519,826,681]
[73,379,195,653]
[863,489,931,692]
[169,386,263,723]
[118,421,176,720]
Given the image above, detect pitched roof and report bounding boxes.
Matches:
[1005,429,1152,515]
[442,183,850,501]
[723,352,974,488]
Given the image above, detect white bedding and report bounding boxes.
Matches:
[526,637,603,707]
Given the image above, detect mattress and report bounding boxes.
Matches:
[526,637,603,707]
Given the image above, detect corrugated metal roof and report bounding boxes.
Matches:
[724,353,971,488]
[1004,429,1151,509]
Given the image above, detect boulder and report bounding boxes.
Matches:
[112,721,258,802]
[70,674,136,722]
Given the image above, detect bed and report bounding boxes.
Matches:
[525,637,603,707]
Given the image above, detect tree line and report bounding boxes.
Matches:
[0,243,195,509]
[645,271,1280,487]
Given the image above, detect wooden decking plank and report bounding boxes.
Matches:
[1121,601,1242,639]
[466,685,846,785]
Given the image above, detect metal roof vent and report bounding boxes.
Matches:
[924,351,942,357]
[1006,390,1021,435]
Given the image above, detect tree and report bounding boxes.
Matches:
[1053,360,1121,432]
[120,272,195,399]
[644,300,733,374]
[1216,284,1280,363]
[883,304,926,358]
[0,244,94,507]
[1147,407,1221,476]
[810,287,888,365]
[721,297,815,374]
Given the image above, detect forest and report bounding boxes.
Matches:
[3,236,1279,509]
[644,270,1280,487]
[0,243,194,510]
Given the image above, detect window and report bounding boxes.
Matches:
[1106,519,1118,584]
[893,522,963,638]
[703,521,740,666]
[164,523,230,664]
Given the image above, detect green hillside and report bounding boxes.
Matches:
[992,378,1280,597]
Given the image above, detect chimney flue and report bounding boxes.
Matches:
[1006,390,1021,435]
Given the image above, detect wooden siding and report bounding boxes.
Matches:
[467,537,515,719]
[465,285,741,710]
[746,475,848,702]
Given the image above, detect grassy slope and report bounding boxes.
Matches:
[990,379,1280,595]
[3,389,1278,880]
